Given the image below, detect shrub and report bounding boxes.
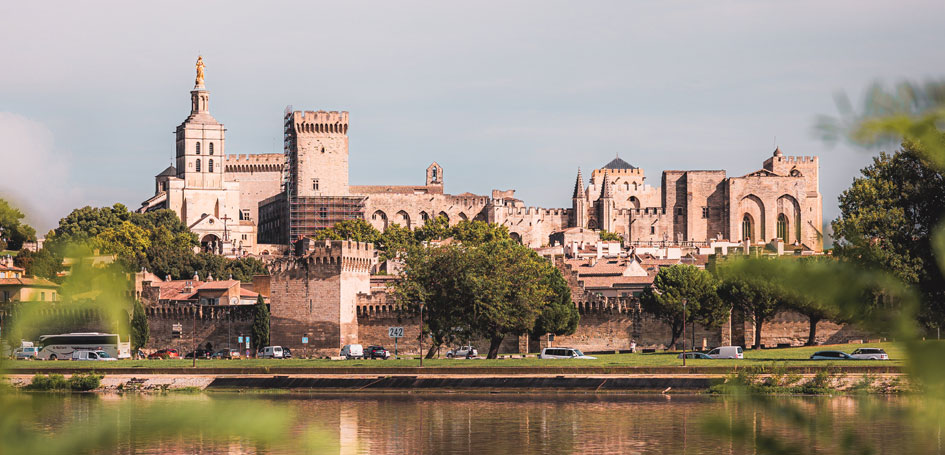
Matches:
[26,374,69,391]
[68,372,104,391]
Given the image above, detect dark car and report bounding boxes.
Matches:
[211,349,241,359]
[810,350,855,360]
[282,347,293,359]
[147,349,180,360]
[184,349,213,359]
[677,352,712,359]
[367,345,390,359]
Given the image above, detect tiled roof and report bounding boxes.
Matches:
[602,157,637,170]
[0,277,59,287]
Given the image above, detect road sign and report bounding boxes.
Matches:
[388,327,404,338]
[238,336,244,343]
[245,337,250,348]
[302,337,309,344]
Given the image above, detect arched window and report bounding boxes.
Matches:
[196,142,201,155]
[209,159,214,173]
[777,214,788,242]
[742,214,753,242]
[209,143,214,155]
[196,159,201,172]
[432,167,438,180]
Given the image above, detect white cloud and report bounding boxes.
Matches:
[0,112,82,233]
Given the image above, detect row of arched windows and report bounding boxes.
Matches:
[742,213,795,243]
[195,142,215,155]
[195,159,214,172]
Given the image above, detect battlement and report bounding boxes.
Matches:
[224,153,285,172]
[591,168,644,178]
[291,110,349,135]
[273,239,375,273]
[504,206,569,217]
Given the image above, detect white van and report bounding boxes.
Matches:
[72,350,117,361]
[539,347,597,360]
[706,346,744,359]
[258,346,284,359]
[340,344,364,360]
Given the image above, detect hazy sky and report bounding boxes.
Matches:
[2,1,943,234]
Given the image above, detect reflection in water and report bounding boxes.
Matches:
[20,393,942,454]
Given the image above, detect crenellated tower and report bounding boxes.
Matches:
[285,110,350,198]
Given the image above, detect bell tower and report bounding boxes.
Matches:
[175,56,225,192]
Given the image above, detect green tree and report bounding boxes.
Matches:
[376,223,417,262]
[14,248,63,281]
[831,144,945,328]
[450,220,510,244]
[130,299,149,356]
[717,276,782,349]
[251,294,270,352]
[639,264,725,349]
[312,219,381,243]
[598,230,623,244]
[0,198,36,251]
[91,220,152,269]
[414,216,451,242]
[533,267,579,337]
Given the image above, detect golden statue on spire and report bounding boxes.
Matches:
[195,56,206,86]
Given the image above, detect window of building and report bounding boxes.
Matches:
[209,143,214,155]
[319,207,328,218]
[41,292,46,301]
[242,234,247,240]
[196,159,201,172]
[432,167,437,180]
[241,209,250,221]
[702,207,709,218]
[209,159,214,173]
[676,207,683,216]
[742,215,753,242]
[312,179,319,191]
[650,225,656,235]
[777,214,788,242]
[196,142,201,155]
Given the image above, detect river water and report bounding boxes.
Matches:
[12,392,944,454]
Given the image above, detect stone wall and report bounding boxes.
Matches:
[144,304,255,354]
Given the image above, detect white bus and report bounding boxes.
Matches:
[36,332,131,360]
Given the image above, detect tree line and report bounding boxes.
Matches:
[315,217,579,359]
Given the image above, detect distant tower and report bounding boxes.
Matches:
[285,110,350,197]
[571,168,587,228]
[176,55,225,192]
[425,162,443,190]
[598,173,614,232]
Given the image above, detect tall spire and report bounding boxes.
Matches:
[190,56,211,116]
[572,168,584,198]
[600,173,614,199]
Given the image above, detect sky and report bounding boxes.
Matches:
[1,1,943,236]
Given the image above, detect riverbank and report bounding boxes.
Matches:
[5,369,908,394]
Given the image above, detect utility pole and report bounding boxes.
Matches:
[682,299,688,367]
[419,304,424,368]
[192,304,197,368]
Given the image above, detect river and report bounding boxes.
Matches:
[11,392,943,454]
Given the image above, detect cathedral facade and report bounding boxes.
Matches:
[143,59,824,255]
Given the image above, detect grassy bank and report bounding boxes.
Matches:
[3,342,913,370]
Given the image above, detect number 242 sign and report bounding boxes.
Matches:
[388,327,404,338]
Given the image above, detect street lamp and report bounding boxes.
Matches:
[681,299,688,367]
[419,303,424,368]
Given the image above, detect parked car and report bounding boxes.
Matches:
[340,344,364,360]
[282,347,293,359]
[14,346,40,360]
[539,347,597,359]
[147,349,180,359]
[677,352,712,359]
[72,350,117,361]
[706,346,744,359]
[211,349,241,359]
[258,346,284,359]
[810,350,855,360]
[446,346,478,359]
[367,345,390,359]
[810,351,855,360]
[850,348,889,360]
[184,349,213,359]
